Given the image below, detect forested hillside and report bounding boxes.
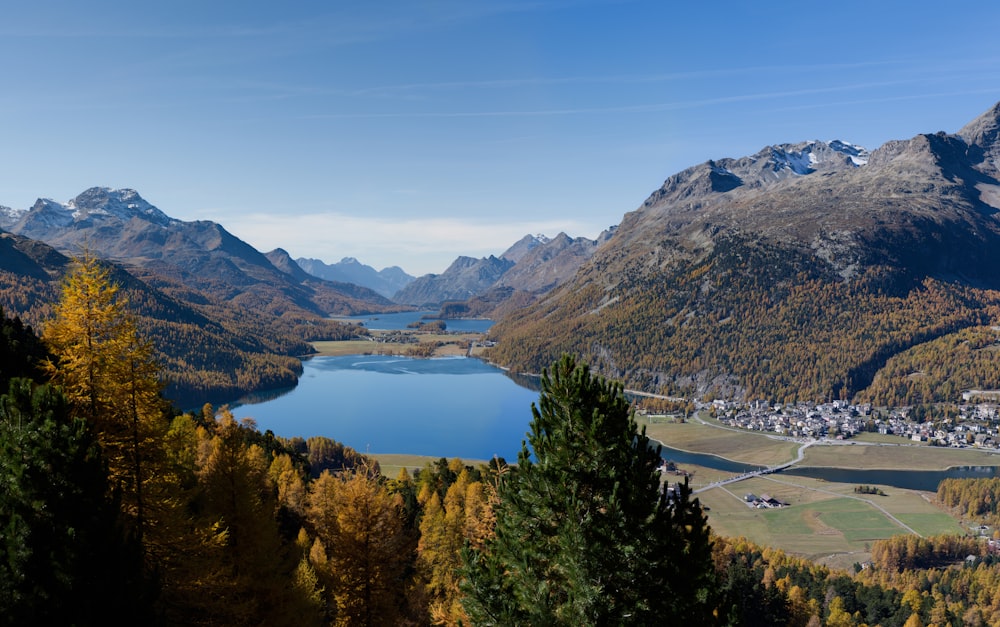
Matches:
[0,234,362,406]
[6,269,1000,625]
[488,234,1000,404]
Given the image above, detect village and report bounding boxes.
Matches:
[709,397,1000,450]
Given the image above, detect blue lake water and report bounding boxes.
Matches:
[340,311,494,333]
[228,352,999,490]
[230,355,539,461]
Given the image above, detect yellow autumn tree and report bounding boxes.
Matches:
[307,468,413,626]
[43,253,168,545]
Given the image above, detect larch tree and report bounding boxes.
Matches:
[307,468,414,627]
[190,409,319,626]
[43,254,168,545]
[461,354,716,625]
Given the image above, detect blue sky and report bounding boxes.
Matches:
[2,1,999,276]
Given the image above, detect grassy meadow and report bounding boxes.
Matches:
[311,331,487,358]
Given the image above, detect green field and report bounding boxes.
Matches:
[360,377,989,568]
[640,416,800,467]
[371,453,491,477]
[696,471,965,568]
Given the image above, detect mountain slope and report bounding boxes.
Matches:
[392,255,516,307]
[0,231,344,406]
[0,188,384,405]
[7,188,392,318]
[495,230,615,294]
[487,103,1000,405]
[392,231,613,310]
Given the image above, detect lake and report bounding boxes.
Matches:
[230,355,540,461]
[340,311,494,333]
[229,352,998,491]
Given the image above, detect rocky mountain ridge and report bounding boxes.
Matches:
[486,101,1000,404]
[391,230,614,308]
[0,188,387,405]
[2,187,392,317]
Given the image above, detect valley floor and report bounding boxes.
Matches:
[642,413,999,569]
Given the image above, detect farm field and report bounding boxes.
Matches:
[800,441,1000,470]
[696,471,965,569]
[639,416,799,467]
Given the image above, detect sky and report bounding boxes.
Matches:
[1,1,999,276]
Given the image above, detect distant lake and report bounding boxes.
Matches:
[230,355,537,461]
[339,311,494,333]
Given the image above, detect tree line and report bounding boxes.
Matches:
[9,255,1000,625]
[487,234,1000,407]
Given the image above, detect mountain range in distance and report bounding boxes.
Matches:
[0,189,605,309]
[0,184,603,404]
[3,100,1000,408]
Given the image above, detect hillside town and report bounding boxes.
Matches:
[709,398,1000,449]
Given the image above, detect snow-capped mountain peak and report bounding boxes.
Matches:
[766,140,869,177]
[67,187,177,226]
[828,139,870,166]
[0,205,26,229]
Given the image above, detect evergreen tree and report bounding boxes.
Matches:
[0,307,48,390]
[462,354,715,625]
[0,379,152,625]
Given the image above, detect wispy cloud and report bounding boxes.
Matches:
[302,78,929,120]
[209,210,603,275]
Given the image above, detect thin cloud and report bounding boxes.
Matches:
[213,211,603,275]
[302,78,928,120]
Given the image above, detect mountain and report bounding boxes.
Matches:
[393,255,515,307]
[6,187,392,317]
[0,230,350,407]
[500,233,550,263]
[495,230,615,294]
[486,102,1000,405]
[392,231,613,309]
[296,256,415,299]
[0,187,390,405]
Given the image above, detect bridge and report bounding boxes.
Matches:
[692,440,814,495]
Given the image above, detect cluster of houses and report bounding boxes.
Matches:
[743,493,788,509]
[711,398,1000,449]
[369,330,419,345]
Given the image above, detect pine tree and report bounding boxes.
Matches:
[0,379,152,625]
[461,354,715,625]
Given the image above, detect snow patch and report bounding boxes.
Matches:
[828,139,869,166]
